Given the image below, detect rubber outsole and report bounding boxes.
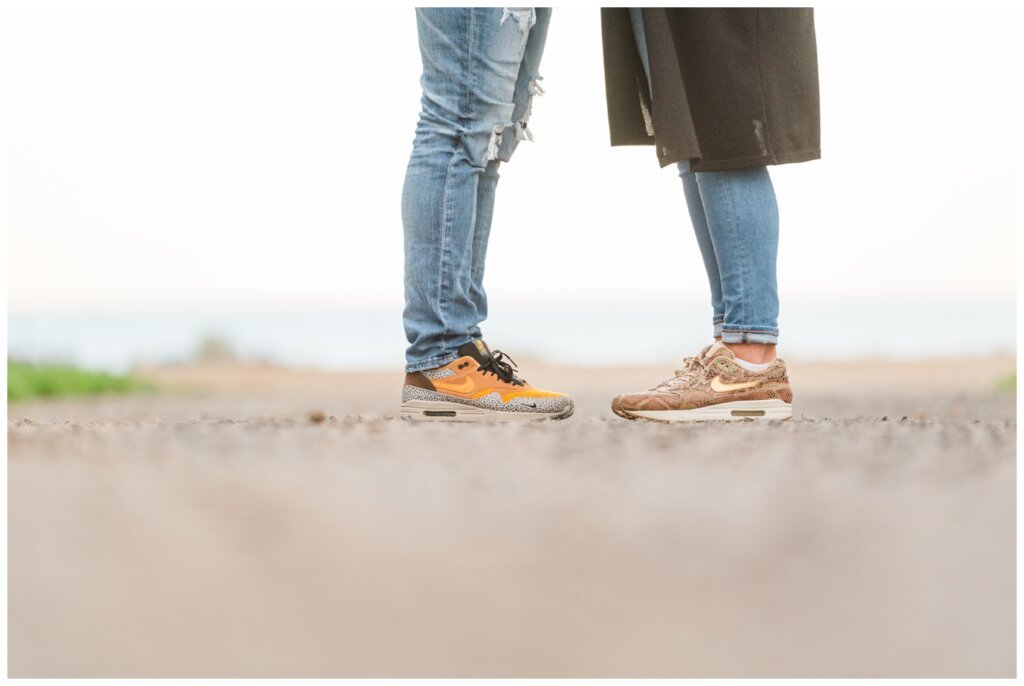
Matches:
[613,398,792,423]
[401,398,574,422]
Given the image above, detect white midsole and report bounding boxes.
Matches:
[401,398,572,422]
[625,398,792,422]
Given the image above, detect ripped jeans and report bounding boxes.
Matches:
[402,8,551,372]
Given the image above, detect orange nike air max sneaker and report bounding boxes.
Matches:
[401,339,573,421]
[611,341,793,422]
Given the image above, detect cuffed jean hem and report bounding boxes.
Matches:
[405,351,460,374]
[712,319,724,338]
[720,328,779,345]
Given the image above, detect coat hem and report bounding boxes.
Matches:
[659,148,821,172]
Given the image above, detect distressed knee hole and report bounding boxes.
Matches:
[501,8,536,50]
[485,123,509,162]
[515,76,545,143]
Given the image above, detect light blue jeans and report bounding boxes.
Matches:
[402,8,551,372]
[630,9,780,345]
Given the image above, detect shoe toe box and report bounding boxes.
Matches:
[505,391,572,414]
[612,391,678,414]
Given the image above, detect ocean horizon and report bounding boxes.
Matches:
[7,299,1016,373]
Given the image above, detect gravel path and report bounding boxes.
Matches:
[7,360,1017,676]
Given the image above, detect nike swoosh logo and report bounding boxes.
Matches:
[710,375,760,393]
[432,377,474,394]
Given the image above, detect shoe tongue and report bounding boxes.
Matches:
[703,340,735,361]
[457,339,492,364]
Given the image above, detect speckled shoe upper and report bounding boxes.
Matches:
[611,341,792,416]
[403,339,572,416]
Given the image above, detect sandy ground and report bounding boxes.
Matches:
[7,356,1017,677]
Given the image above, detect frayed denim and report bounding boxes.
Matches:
[402,8,551,372]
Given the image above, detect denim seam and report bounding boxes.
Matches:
[433,9,477,364]
[436,140,460,361]
[720,327,779,333]
[681,165,726,322]
[466,9,476,120]
[719,172,748,341]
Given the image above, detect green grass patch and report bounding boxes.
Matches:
[8,361,152,401]
[994,373,1016,393]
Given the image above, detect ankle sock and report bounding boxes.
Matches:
[732,356,773,372]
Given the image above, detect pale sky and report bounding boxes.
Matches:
[7,6,1018,312]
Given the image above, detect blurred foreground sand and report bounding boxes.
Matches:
[7,356,1017,676]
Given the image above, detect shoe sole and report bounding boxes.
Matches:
[401,399,574,422]
[615,398,792,422]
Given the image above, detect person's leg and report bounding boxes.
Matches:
[467,8,551,338]
[613,164,786,420]
[679,161,726,341]
[630,10,725,340]
[402,8,534,372]
[693,167,779,362]
[613,9,789,421]
[466,161,499,337]
[401,8,570,421]
[611,163,787,421]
